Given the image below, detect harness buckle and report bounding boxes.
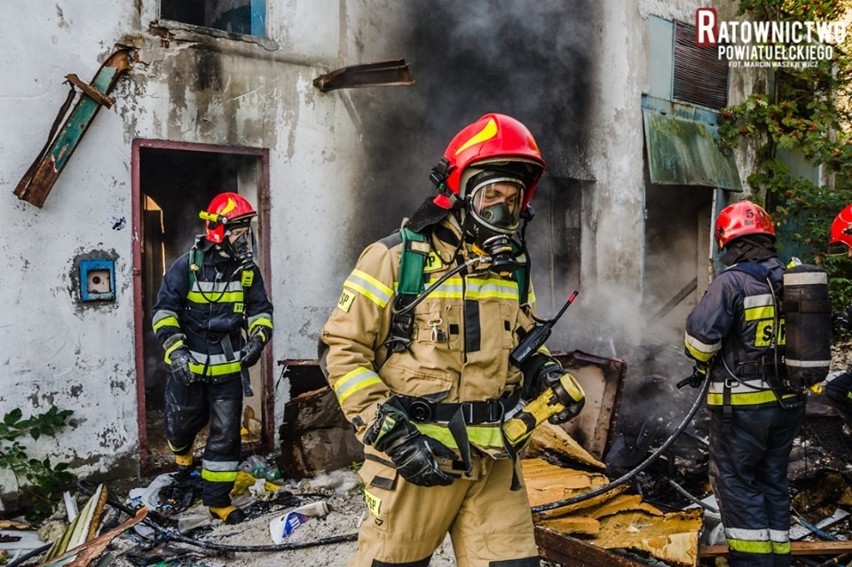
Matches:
[408,400,432,422]
[462,402,476,424]
[724,377,738,389]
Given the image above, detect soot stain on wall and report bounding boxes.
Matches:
[346,0,598,261]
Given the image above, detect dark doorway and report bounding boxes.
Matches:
[132,140,271,475]
[643,183,715,331]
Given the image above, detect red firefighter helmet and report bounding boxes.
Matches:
[829,204,852,250]
[431,113,546,212]
[199,192,256,244]
[714,200,775,249]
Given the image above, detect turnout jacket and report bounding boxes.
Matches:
[152,241,273,378]
[684,257,798,408]
[319,217,542,461]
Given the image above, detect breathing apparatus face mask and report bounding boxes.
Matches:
[223,222,255,264]
[464,176,525,274]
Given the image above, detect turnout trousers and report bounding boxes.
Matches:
[164,375,243,507]
[708,403,805,567]
[351,452,539,567]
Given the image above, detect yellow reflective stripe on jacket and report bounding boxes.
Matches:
[152,312,180,332]
[187,360,242,376]
[186,280,245,304]
[707,390,799,406]
[186,290,245,304]
[248,314,273,332]
[414,422,506,451]
[465,277,519,300]
[333,367,383,403]
[684,333,720,362]
[173,351,242,376]
[163,339,185,361]
[744,293,775,321]
[422,275,464,299]
[344,269,393,308]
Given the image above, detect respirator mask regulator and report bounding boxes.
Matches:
[464,171,525,274]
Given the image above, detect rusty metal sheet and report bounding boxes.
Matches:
[535,525,648,567]
[14,47,133,208]
[313,59,414,92]
[642,106,742,191]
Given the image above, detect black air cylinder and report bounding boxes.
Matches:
[783,264,832,389]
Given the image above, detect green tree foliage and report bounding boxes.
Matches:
[717,0,852,312]
[0,406,75,522]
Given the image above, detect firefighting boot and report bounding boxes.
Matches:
[209,505,245,525]
[173,451,194,481]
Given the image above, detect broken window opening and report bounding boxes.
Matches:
[135,142,270,475]
[160,0,266,37]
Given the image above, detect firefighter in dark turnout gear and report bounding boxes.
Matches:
[152,192,273,525]
[825,204,852,431]
[684,200,804,567]
[319,114,585,567]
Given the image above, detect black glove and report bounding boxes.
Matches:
[677,363,708,389]
[241,336,265,368]
[364,398,454,487]
[169,347,195,386]
[834,303,852,332]
[520,354,564,401]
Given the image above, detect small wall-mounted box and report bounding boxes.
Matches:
[80,259,116,302]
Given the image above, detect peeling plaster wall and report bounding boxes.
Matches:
[0,1,147,493]
[0,0,399,491]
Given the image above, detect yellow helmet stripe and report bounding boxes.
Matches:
[220,197,237,215]
[454,118,498,156]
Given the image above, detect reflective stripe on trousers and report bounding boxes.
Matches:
[164,375,243,507]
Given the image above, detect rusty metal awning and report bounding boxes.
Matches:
[642,97,742,191]
[313,59,414,92]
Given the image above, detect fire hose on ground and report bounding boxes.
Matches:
[530,376,710,515]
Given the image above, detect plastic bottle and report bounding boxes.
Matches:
[269,500,330,543]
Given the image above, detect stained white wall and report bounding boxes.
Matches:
[0,0,405,494]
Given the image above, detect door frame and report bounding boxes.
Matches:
[131,138,272,475]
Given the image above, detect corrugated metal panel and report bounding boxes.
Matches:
[647,16,674,99]
[642,107,742,191]
[673,21,728,109]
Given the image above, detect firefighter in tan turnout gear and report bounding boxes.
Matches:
[319,113,585,567]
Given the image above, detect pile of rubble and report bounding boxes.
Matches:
[2,346,851,567]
